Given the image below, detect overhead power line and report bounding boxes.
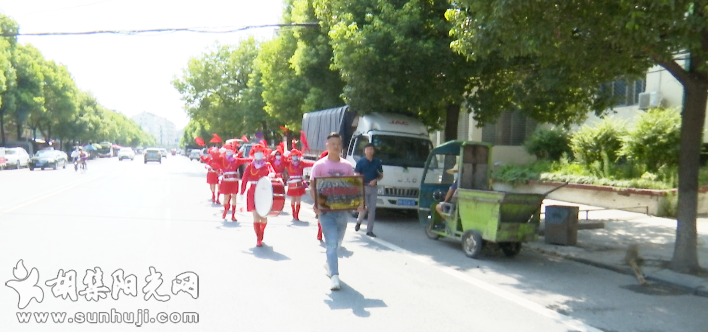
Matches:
[0,22,319,37]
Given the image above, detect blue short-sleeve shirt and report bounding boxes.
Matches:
[355,157,383,183]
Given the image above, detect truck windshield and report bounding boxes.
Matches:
[371,136,432,168]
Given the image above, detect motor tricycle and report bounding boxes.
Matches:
[418,141,558,258]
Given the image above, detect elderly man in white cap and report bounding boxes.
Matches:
[435,161,459,219]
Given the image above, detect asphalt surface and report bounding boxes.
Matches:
[0,155,706,332]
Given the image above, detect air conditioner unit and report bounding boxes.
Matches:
[638,91,662,110]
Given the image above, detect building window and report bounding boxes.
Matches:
[481,110,537,146]
[602,79,646,106]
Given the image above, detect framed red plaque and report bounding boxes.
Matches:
[313,176,365,212]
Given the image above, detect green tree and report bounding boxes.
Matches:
[173,38,272,140]
[0,15,19,146]
[447,1,708,272]
[314,0,473,138]
[27,59,78,142]
[257,0,345,134]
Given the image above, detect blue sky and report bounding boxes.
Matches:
[1,0,284,129]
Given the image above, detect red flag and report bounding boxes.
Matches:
[300,131,310,153]
[279,126,289,133]
[260,139,267,146]
[241,135,249,142]
[277,142,285,153]
[210,133,222,143]
[195,137,205,146]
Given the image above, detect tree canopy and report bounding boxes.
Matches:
[446,0,708,272]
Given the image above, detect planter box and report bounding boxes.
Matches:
[491,180,708,217]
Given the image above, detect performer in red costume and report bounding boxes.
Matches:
[201,147,223,203]
[284,149,315,222]
[219,143,251,222]
[269,148,286,179]
[240,144,276,247]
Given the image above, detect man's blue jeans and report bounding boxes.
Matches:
[319,211,349,276]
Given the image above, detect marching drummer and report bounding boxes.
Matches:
[284,149,315,222]
[240,144,277,247]
[202,147,223,204]
[269,148,286,179]
[220,143,251,222]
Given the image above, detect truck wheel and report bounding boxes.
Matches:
[501,243,522,258]
[425,223,440,240]
[461,230,483,258]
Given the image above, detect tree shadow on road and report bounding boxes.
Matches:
[324,282,387,317]
[243,245,290,261]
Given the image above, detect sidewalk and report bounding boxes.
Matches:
[527,199,708,297]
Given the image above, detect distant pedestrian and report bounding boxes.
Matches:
[354,143,383,237]
[310,132,361,290]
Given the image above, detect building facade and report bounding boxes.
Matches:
[131,112,177,147]
[435,59,699,166]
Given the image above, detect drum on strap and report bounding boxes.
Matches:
[254,177,285,217]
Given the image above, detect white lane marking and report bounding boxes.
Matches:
[366,236,602,332]
[1,173,105,215]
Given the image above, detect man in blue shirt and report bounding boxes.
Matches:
[354,143,383,237]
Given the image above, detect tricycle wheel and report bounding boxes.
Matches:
[501,242,522,257]
[461,231,483,258]
[425,223,440,240]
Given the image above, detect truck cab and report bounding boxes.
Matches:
[302,107,433,211]
[346,113,432,210]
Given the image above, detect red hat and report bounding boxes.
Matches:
[290,149,303,157]
[249,144,267,157]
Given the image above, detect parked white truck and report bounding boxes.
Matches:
[302,106,433,210]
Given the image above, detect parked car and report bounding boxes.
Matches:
[144,148,162,164]
[0,147,6,170]
[29,149,68,170]
[159,148,168,158]
[3,147,30,169]
[189,149,202,161]
[136,147,144,154]
[117,147,136,161]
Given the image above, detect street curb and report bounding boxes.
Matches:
[526,245,708,298]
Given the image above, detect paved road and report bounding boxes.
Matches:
[1,156,705,331]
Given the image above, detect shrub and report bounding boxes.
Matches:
[570,117,627,172]
[523,127,572,161]
[621,108,681,172]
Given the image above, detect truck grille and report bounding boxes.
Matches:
[384,187,419,198]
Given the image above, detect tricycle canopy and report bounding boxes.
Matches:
[417,140,493,225]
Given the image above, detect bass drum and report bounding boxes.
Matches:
[254,177,285,218]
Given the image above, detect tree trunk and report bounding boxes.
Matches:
[16,119,21,140]
[670,74,706,273]
[444,103,461,142]
[0,109,5,147]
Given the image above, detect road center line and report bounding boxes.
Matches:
[366,235,602,332]
[1,173,106,215]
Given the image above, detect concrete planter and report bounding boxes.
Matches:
[491,180,708,217]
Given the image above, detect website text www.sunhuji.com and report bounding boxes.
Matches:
[16,308,198,326]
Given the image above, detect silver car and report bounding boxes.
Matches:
[2,147,30,169]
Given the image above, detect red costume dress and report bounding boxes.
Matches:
[285,159,314,197]
[270,156,286,179]
[240,161,276,212]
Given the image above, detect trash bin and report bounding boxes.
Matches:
[544,205,579,245]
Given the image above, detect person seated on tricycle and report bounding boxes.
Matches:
[435,164,459,221]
